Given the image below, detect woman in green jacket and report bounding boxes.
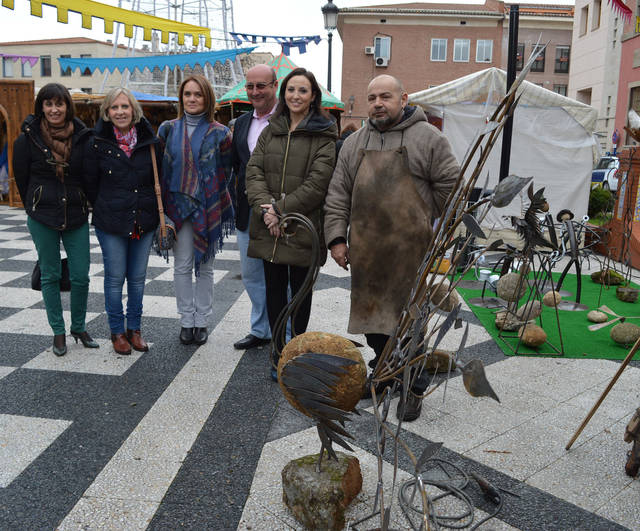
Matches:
[246,67,337,378]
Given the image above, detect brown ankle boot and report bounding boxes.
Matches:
[111,333,132,355]
[126,329,149,352]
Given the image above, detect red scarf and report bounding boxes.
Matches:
[113,125,137,158]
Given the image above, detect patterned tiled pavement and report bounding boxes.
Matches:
[0,204,638,530]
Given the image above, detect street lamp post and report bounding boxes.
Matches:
[321,0,339,92]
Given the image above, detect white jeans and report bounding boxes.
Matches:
[173,220,214,328]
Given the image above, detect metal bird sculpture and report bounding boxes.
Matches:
[278,336,367,471]
[507,183,556,255]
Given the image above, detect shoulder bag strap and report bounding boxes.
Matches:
[150,143,167,239]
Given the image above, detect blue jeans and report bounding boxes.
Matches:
[237,225,270,339]
[95,228,154,334]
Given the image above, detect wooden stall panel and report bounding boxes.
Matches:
[0,80,35,207]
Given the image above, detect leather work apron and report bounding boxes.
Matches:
[348,146,433,335]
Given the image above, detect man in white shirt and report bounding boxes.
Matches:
[231,64,279,350]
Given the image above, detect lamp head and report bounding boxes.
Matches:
[322,0,339,31]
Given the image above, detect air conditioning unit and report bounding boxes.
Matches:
[364,46,375,55]
[375,56,389,67]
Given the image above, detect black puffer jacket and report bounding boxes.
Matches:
[13,114,91,230]
[84,117,161,237]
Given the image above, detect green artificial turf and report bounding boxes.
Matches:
[456,271,640,360]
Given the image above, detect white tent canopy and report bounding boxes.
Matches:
[409,67,598,228]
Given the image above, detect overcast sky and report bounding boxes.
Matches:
[1,0,574,98]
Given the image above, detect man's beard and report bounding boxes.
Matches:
[370,109,403,130]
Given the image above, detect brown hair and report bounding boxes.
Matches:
[272,67,329,121]
[35,83,75,123]
[178,74,216,122]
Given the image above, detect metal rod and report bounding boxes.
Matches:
[566,336,640,450]
[499,5,519,181]
[327,31,333,92]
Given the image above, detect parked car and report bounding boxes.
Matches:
[591,156,619,191]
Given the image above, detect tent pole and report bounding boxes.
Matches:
[499,4,518,181]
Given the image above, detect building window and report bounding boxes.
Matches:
[40,55,51,77]
[592,0,601,29]
[531,45,545,72]
[2,57,13,77]
[554,84,567,96]
[476,40,493,63]
[555,46,570,73]
[21,61,31,77]
[516,43,524,70]
[374,36,391,59]
[580,5,589,35]
[60,54,71,76]
[430,38,447,61]
[453,39,470,62]
[80,54,92,76]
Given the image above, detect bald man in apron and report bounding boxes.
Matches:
[324,75,460,422]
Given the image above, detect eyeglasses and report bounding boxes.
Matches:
[245,81,275,91]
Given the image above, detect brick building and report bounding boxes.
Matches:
[337,1,573,126]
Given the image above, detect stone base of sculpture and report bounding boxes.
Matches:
[282,451,362,531]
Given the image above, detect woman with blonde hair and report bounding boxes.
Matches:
[84,87,160,355]
[158,75,234,346]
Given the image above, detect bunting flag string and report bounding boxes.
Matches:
[1,0,212,48]
[57,47,256,75]
[0,53,39,66]
[229,32,321,54]
[607,0,633,23]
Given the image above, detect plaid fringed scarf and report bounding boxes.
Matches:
[159,116,234,275]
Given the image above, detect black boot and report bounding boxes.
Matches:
[53,334,67,357]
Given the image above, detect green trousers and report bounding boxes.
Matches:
[27,217,90,335]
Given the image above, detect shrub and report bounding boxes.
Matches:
[588,187,614,218]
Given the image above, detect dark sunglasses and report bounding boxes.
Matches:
[245,81,275,91]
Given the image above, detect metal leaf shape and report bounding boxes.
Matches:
[491,175,533,207]
[416,441,444,472]
[460,359,500,402]
[462,213,487,239]
[486,239,504,251]
[432,303,461,350]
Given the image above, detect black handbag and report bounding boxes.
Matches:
[31,258,71,292]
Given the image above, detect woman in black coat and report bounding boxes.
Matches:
[13,83,97,356]
[84,87,160,355]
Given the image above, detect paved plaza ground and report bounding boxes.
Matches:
[0,204,638,530]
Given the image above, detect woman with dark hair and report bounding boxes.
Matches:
[84,87,160,355]
[246,67,337,380]
[158,75,234,346]
[13,83,96,356]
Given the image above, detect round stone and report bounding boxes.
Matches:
[516,300,542,321]
[496,273,527,302]
[518,324,547,348]
[278,332,367,416]
[587,310,608,323]
[542,290,562,307]
[495,311,521,331]
[610,322,640,346]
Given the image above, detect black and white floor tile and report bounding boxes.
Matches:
[0,204,638,530]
